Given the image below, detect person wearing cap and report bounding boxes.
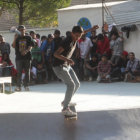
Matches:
[0,34,11,55]
[53,25,99,116]
[40,34,55,82]
[97,54,111,82]
[12,25,35,91]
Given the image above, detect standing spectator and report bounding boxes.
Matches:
[97,54,111,82]
[40,35,47,46]
[96,34,111,59]
[124,52,140,82]
[30,31,42,65]
[40,34,55,82]
[77,34,93,80]
[0,34,10,55]
[110,32,123,67]
[36,33,41,47]
[53,30,62,52]
[12,25,35,91]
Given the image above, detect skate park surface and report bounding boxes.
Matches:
[0,82,140,140]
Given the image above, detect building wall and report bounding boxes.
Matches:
[58,8,103,35]
[123,30,140,59]
[0,28,56,66]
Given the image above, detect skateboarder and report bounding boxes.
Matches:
[53,25,99,116]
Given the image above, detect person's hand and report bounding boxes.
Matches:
[92,25,99,31]
[67,59,75,65]
[21,50,28,56]
[2,61,7,67]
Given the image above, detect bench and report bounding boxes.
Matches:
[0,77,12,93]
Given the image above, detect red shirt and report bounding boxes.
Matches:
[96,36,110,55]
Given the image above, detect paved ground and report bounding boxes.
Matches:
[0,82,140,140]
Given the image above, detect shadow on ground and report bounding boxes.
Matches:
[0,108,140,140]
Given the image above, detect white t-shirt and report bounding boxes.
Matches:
[78,37,93,59]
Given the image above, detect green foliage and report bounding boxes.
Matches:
[0,0,71,27]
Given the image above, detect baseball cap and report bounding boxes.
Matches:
[17,25,26,30]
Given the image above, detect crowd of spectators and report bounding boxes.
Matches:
[0,24,140,87]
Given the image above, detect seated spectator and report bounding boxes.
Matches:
[124,52,140,82]
[120,51,129,80]
[36,62,46,84]
[0,34,10,55]
[96,34,111,59]
[97,54,111,83]
[0,53,17,82]
[85,54,98,81]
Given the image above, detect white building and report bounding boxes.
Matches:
[57,0,140,59]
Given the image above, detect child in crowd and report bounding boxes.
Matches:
[97,54,111,82]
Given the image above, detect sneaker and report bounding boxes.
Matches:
[15,87,21,92]
[24,87,29,91]
[61,101,76,107]
[62,107,77,116]
[88,77,93,82]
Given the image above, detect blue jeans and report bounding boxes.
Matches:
[53,65,80,109]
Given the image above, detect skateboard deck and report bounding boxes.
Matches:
[64,105,78,120]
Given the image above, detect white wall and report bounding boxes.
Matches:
[0,28,56,66]
[58,8,103,35]
[123,30,140,59]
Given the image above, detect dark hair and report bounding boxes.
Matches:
[30,30,36,35]
[72,26,83,34]
[111,32,119,38]
[2,52,10,64]
[36,34,40,39]
[0,34,3,37]
[66,31,71,37]
[129,52,135,56]
[17,25,26,30]
[41,35,47,40]
[97,34,104,40]
[101,54,108,59]
[54,30,60,35]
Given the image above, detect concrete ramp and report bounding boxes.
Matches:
[0,108,140,140]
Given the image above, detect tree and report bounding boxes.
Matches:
[0,0,71,27]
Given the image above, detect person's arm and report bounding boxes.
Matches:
[97,62,102,74]
[12,34,18,48]
[83,25,99,34]
[105,63,111,75]
[54,47,74,65]
[85,62,92,70]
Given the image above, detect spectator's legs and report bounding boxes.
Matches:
[23,60,31,87]
[45,60,53,81]
[16,60,23,88]
[97,75,102,82]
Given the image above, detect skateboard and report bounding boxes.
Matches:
[64,105,78,120]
